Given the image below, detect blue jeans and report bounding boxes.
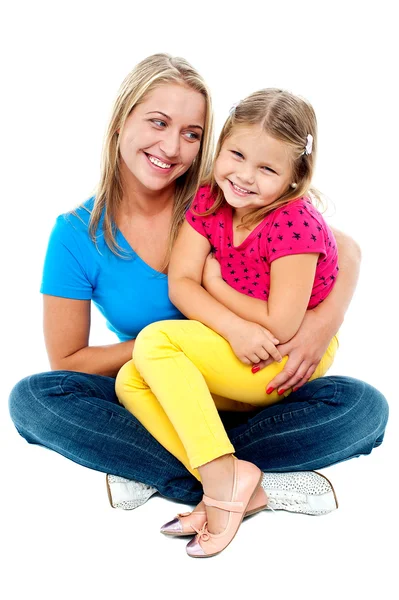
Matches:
[8,371,388,504]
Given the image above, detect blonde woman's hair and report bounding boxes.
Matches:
[202,88,321,230]
[85,53,214,269]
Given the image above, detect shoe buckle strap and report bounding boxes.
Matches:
[202,494,244,513]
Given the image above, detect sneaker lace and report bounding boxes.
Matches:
[267,497,302,510]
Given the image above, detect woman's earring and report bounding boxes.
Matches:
[291,183,297,189]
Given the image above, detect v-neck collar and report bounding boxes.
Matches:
[227,205,269,250]
[115,228,167,277]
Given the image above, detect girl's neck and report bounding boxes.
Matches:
[232,205,265,231]
[232,206,252,223]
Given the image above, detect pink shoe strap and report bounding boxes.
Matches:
[202,494,244,513]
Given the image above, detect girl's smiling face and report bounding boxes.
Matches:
[214,125,294,217]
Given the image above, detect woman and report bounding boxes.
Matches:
[8,54,388,515]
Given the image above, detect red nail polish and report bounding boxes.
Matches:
[266,387,274,394]
[278,389,286,396]
[293,387,299,392]
[251,365,260,373]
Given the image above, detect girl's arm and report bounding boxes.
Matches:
[168,221,237,336]
[44,295,135,377]
[204,252,319,343]
[261,228,361,392]
[168,222,282,365]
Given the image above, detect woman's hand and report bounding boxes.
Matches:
[255,228,361,393]
[257,309,335,393]
[202,253,222,290]
[226,319,282,366]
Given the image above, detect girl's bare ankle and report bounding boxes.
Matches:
[199,454,235,501]
[192,500,205,513]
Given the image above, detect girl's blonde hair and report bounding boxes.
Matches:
[204,88,321,229]
[86,53,214,269]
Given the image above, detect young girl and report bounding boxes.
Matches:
[116,88,339,558]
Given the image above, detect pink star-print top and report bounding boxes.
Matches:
[186,186,338,309]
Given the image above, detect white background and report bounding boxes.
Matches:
[1,1,397,598]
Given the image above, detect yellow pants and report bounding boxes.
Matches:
[116,320,338,481]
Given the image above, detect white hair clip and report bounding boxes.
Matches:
[304,134,313,156]
[229,101,240,116]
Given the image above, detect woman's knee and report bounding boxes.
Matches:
[319,376,389,440]
[9,375,32,429]
[342,377,389,451]
[8,373,55,442]
[358,379,389,439]
[8,370,92,433]
[336,376,388,415]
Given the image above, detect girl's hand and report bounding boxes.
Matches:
[202,253,222,289]
[226,319,282,365]
[258,309,334,393]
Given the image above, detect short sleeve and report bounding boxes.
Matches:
[265,200,328,263]
[40,215,93,300]
[186,185,217,238]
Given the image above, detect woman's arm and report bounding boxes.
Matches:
[203,252,319,343]
[43,295,135,377]
[262,228,361,392]
[311,227,361,334]
[169,222,282,365]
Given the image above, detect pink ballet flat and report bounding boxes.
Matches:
[160,483,267,537]
[186,458,262,558]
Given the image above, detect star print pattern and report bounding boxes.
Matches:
[186,186,338,308]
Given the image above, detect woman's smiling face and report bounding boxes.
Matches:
[118,83,206,194]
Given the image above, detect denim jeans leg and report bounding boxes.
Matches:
[8,371,203,504]
[9,372,389,503]
[222,376,389,471]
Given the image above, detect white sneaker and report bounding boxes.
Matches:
[106,470,338,515]
[106,475,157,510]
[261,471,338,516]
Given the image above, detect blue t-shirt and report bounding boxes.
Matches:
[40,198,185,341]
